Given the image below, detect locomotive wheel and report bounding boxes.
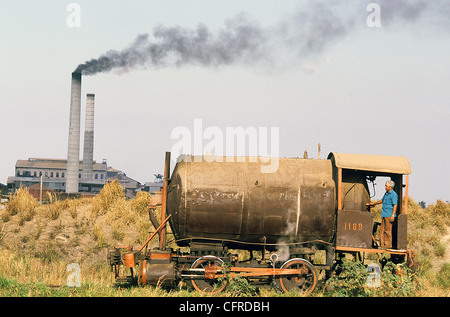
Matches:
[190,256,227,294]
[278,258,318,295]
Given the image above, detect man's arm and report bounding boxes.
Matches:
[366,199,382,206]
[390,204,397,221]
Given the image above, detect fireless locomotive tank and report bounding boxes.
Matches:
[167,156,336,249]
[108,152,414,295]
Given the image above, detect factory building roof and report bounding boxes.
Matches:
[16,158,106,171]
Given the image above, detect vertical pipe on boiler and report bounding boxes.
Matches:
[159,152,171,250]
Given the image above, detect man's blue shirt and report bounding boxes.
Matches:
[381,190,398,218]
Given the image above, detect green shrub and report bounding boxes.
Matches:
[224,275,258,297]
[325,260,417,297]
[325,260,368,296]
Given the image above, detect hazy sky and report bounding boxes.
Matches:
[1,1,449,203]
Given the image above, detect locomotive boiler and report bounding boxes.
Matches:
[169,155,336,248]
[108,152,414,295]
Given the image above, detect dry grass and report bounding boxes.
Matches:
[94,180,125,213]
[407,199,449,263]
[405,198,450,296]
[3,187,39,225]
[0,181,170,296]
[0,248,110,286]
[0,181,158,265]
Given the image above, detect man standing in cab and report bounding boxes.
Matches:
[367,180,398,249]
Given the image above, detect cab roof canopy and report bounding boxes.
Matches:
[327,152,412,175]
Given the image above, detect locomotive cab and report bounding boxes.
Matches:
[328,153,412,253]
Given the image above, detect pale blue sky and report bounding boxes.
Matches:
[1,1,449,203]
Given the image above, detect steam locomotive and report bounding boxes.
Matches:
[107,152,414,295]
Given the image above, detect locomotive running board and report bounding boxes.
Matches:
[335,246,410,256]
[335,246,416,269]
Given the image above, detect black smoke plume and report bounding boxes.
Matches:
[75,14,268,75]
[74,0,449,76]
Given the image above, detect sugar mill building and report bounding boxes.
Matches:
[7,158,141,198]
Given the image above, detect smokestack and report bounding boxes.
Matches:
[82,94,95,179]
[66,72,82,193]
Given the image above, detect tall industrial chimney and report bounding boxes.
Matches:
[82,94,95,179]
[66,72,82,193]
